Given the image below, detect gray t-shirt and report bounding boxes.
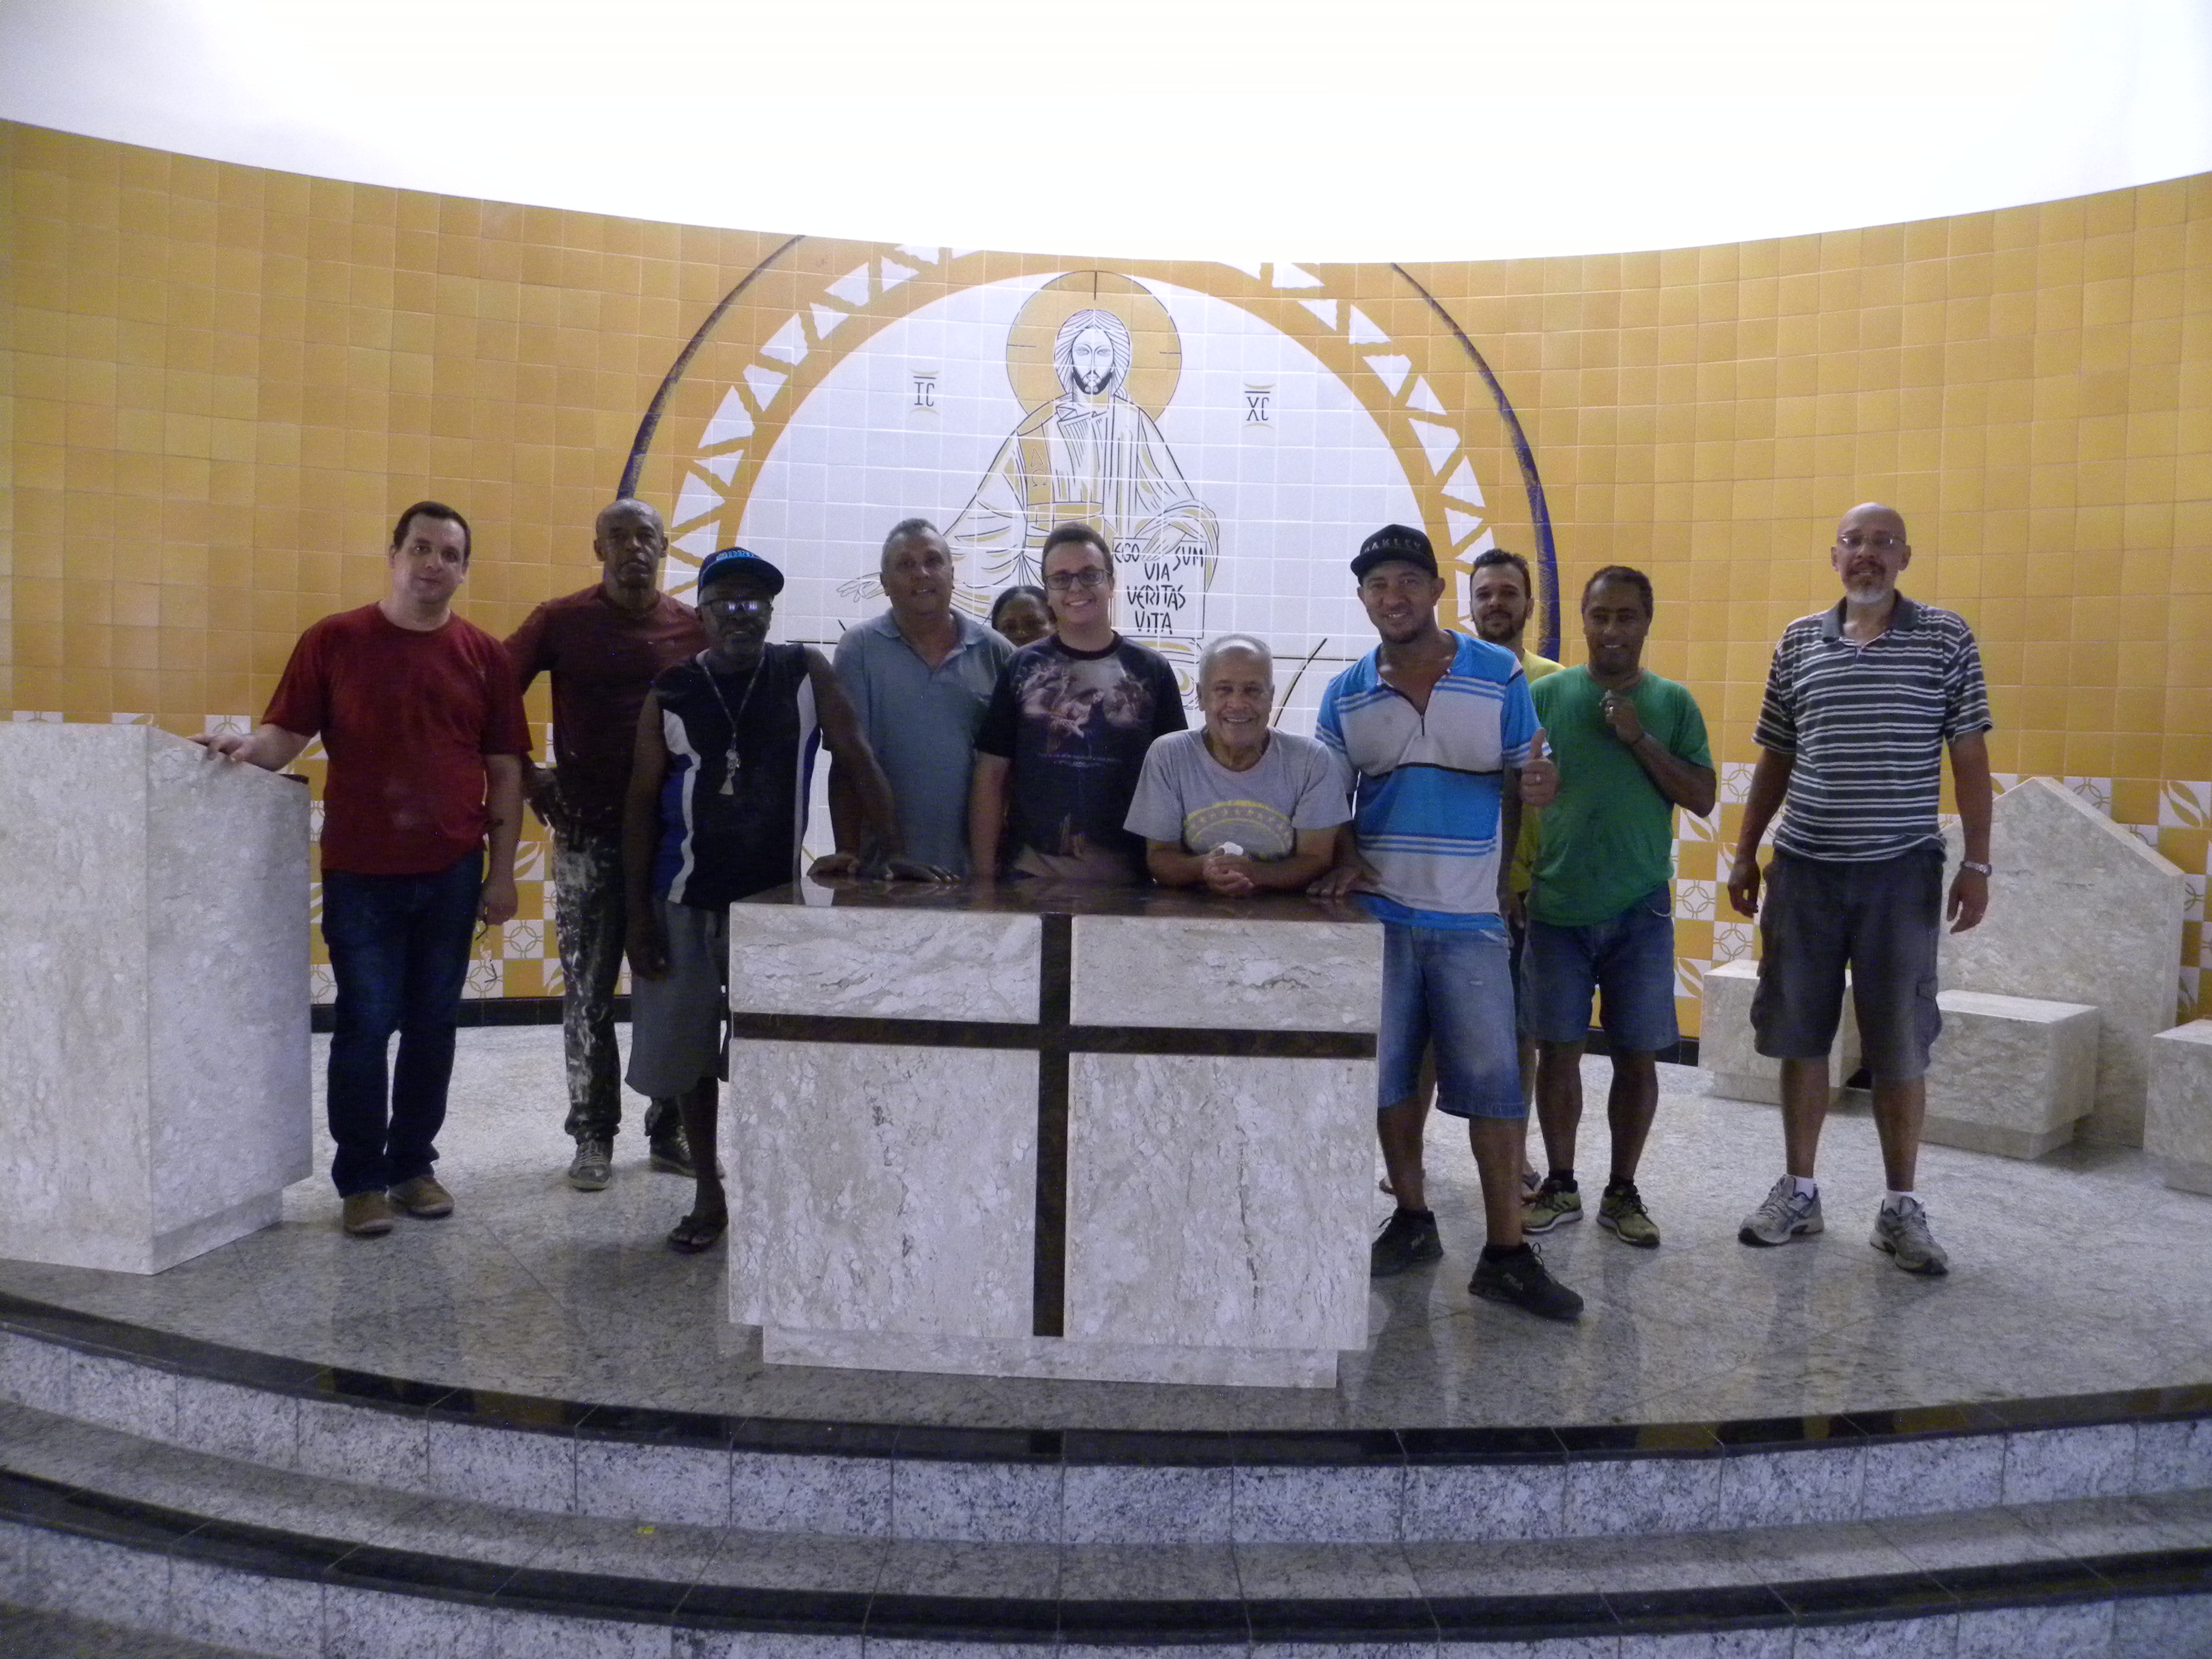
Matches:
[833,610,1014,873]
[1124,728,1349,860]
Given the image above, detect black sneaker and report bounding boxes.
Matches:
[647,1135,696,1177]
[1469,1243,1584,1321]
[1370,1209,1443,1277]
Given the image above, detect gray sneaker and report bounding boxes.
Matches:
[567,1137,613,1192]
[1739,1176,1823,1247]
[1871,1197,1949,1276]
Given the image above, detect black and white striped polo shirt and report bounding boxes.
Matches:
[1755,594,1992,863]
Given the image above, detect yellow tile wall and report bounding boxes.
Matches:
[6,122,2208,1024]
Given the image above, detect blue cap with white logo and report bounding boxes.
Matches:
[696,546,785,596]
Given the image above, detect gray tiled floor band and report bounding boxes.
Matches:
[2,1035,2209,1443]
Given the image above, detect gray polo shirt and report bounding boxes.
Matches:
[833,609,1014,873]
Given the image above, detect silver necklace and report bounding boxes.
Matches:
[701,652,766,796]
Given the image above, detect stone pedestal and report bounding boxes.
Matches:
[0,725,312,1272]
[2147,1022,2212,1195]
[724,883,1379,1388]
[1942,779,2185,1146]
[1700,958,1860,1105]
[1922,990,2100,1159]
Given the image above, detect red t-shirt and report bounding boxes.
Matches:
[505,586,707,836]
[264,604,533,875]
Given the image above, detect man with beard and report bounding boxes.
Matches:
[1727,504,1993,1276]
[1314,524,1580,1321]
[623,547,920,1253]
[968,523,1187,884]
[833,518,1013,874]
[508,498,707,1192]
[1520,567,1713,1249]
[945,310,1217,599]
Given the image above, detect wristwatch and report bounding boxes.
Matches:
[1960,859,1992,876]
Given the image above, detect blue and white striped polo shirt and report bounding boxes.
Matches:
[1755,594,1992,863]
[1317,634,1538,930]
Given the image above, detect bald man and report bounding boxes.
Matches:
[1726,503,1994,1276]
[507,499,708,1191]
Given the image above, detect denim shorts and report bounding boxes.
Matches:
[1751,847,1943,1083]
[1520,884,1679,1053]
[1378,922,1525,1120]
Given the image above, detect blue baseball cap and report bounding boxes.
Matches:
[696,546,785,596]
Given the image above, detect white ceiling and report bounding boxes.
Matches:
[4,0,2210,262]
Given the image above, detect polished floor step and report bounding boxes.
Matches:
[2,1397,2209,1656]
[5,1305,2210,1550]
[0,1605,260,1659]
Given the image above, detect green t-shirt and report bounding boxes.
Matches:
[1527,666,1712,927]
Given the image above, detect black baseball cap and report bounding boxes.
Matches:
[696,546,785,596]
[1350,523,1438,580]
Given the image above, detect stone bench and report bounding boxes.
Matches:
[2148,1021,2212,1195]
[1699,958,1861,1106]
[1921,990,2100,1160]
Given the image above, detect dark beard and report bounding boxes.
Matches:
[1073,367,1114,395]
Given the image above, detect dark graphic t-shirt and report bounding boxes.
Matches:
[974,635,1188,881]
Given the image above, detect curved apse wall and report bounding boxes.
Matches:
[4,122,2209,1035]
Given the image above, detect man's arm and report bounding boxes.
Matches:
[1724,747,1796,917]
[622,693,672,979]
[193,724,310,771]
[479,754,523,926]
[1154,826,1338,895]
[807,651,942,879]
[826,634,869,853]
[1601,699,1718,816]
[1947,729,1993,932]
[503,607,568,836]
[968,753,1011,881]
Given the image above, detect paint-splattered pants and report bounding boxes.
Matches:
[553,831,679,1145]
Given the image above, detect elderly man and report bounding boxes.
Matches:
[197,502,528,1237]
[508,498,707,1191]
[1727,503,1993,1276]
[1520,566,1714,1249]
[1315,524,1579,1321]
[832,518,1013,874]
[623,547,920,1254]
[968,522,1187,884]
[1125,634,1346,894]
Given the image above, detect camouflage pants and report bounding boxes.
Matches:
[552,831,678,1144]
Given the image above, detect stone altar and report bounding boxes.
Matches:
[722,880,1381,1387]
[2148,1021,2212,1195]
[1942,778,2186,1146]
[0,724,312,1272]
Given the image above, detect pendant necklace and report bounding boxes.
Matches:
[702,653,766,796]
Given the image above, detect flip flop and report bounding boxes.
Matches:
[666,1210,728,1254]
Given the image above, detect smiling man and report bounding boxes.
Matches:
[1727,503,1995,1276]
[968,522,1188,884]
[1520,566,1714,1250]
[507,498,708,1192]
[196,502,529,1238]
[833,518,1014,875]
[1125,633,1347,895]
[623,546,919,1255]
[1314,523,1580,1322]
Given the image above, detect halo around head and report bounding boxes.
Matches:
[1007,270,1182,421]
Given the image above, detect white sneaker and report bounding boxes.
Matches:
[1739,1176,1823,1247]
[1871,1197,1949,1276]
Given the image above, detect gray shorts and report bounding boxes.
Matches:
[624,900,727,1099]
[1751,847,1944,1084]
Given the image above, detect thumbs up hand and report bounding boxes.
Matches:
[1518,727,1558,808]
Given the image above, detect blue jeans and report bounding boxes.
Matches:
[1520,885,1679,1052]
[321,852,482,1196]
[1378,922,1524,1120]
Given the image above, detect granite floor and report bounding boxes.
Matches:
[0,1027,2208,1433]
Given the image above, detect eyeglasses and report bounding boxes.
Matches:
[701,595,771,617]
[1044,568,1110,592]
[1836,533,1907,552]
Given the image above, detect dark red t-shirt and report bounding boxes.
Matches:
[264,604,533,875]
[505,586,707,836]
